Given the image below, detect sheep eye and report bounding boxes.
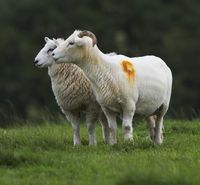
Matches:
[68,42,74,46]
[47,48,55,53]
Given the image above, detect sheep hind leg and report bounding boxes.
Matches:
[146,115,156,141]
[154,105,168,145]
[65,111,81,145]
[154,116,164,145]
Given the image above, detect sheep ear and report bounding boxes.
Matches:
[53,38,59,46]
[44,37,50,43]
[76,39,86,47]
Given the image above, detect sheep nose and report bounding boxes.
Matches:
[34,59,39,64]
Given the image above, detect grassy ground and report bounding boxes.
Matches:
[0,120,200,185]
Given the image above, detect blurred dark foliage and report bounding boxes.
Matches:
[0,0,200,124]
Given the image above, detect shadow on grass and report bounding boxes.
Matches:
[170,125,200,135]
[111,139,157,153]
[0,149,40,168]
[117,173,191,185]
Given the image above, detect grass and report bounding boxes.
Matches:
[0,120,200,185]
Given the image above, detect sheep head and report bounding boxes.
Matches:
[52,30,97,64]
[34,37,64,68]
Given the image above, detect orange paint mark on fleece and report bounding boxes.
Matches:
[121,60,135,81]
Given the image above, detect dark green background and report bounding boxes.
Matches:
[0,0,199,125]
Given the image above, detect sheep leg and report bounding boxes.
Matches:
[86,112,97,145]
[101,107,117,145]
[146,115,156,141]
[99,112,110,144]
[154,105,167,145]
[122,109,135,141]
[65,111,81,145]
[154,116,164,144]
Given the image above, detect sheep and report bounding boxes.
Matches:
[52,30,173,145]
[34,37,110,145]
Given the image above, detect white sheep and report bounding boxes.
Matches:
[52,30,173,145]
[34,37,109,145]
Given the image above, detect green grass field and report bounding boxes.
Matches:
[0,120,200,185]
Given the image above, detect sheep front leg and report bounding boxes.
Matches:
[122,109,135,141]
[101,107,117,145]
[86,113,97,145]
[99,112,110,144]
[65,111,81,145]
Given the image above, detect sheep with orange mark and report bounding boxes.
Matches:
[34,37,110,145]
[52,30,173,145]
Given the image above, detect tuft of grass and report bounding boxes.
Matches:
[0,120,200,185]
